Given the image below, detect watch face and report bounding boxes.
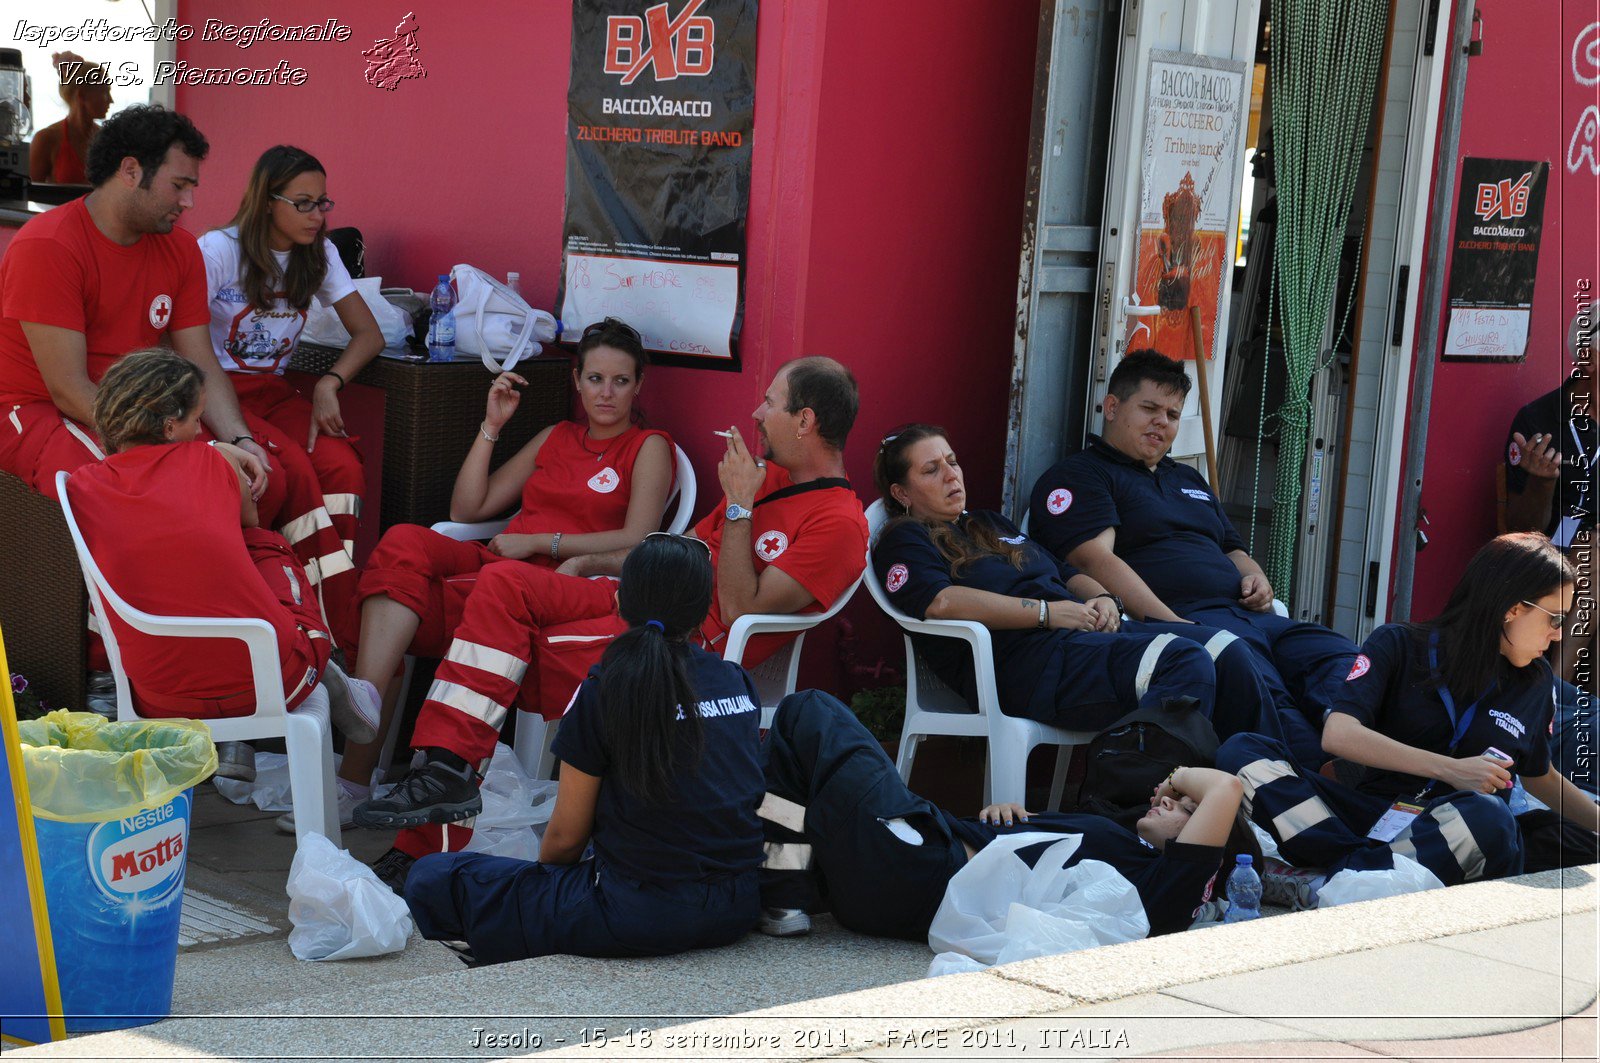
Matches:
[725,503,750,520]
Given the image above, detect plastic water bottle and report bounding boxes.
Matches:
[506,271,521,296]
[1223,853,1261,922]
[427,273,456,362]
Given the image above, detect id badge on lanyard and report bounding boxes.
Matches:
[1394,633,1497,816]
[1367,801,1423,842]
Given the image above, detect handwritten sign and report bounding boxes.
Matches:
[1442,158,1548,362]
[560,254,740,361]
[0,628,65,1047]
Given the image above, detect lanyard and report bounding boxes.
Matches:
[1417,632,1497,800]
[755,477,851,508]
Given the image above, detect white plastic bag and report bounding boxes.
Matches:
[212,751,294,812]
[303,276,413,348]
[449,264,560,373]
[287,833,413,960]
[1317,853,1445,907]
[926,833,1150,975]
[462,743,558,862]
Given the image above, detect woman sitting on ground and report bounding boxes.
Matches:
[1218,532,1599,894]
[404,534,763,965]
[64,349,379,737]
[872,423,1299,746]
[327,318,673,834]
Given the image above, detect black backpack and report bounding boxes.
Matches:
[1065,702,1219,832]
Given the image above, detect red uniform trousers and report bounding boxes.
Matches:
[340,523,503,657]
[395,563,624,858]
[230,379,359,639]
[129,527,332,718]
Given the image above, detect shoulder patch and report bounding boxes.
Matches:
[1507,440,1522,466]
[1345,654,1371,681]
[1046,488,1073,515]
[755,529,789,562]
[587,466,620,493]
[885,563,909,593]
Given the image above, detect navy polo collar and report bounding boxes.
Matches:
[1087,433,1176,472]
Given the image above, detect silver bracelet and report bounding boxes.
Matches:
[550,532,562,560]
[480,422,499,444]
[1037,599,1049,629]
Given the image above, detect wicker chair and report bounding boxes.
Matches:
[0,471,88,711]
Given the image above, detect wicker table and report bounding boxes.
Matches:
[292,345,572,530]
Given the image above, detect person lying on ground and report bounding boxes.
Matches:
[755,689,1251,941]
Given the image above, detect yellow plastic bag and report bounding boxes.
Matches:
[18,710,217,823]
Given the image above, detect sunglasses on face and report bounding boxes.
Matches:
[581,317,642,344]
[272,193,335,214]
[1519,600,1567,629]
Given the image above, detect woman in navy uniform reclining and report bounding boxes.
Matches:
[1218,533,1599,888]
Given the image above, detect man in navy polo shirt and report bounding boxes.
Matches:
[1029,349,1357,760]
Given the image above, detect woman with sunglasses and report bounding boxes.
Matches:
[1218,532,1597,893]
[319,318,673,833]
[200,146,382,607]
[404,534,762,965]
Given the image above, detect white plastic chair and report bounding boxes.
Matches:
[721,559,868,728]
[430,441,697,542]
[865,500,1096,808]
[57,471,341,846]
[382,442,697,782]
[1017,508,1290,617]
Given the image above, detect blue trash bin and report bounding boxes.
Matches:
[19,711,216,1033]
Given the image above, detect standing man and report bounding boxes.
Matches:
[355,356,870,892]
[1028,350,1357,758]
[0,105,351,605]
[1503,310,1597,793]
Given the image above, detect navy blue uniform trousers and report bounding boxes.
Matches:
[1216,732,1523,884]
[759,690,969,941]
[1186,603,1358,729]
[405,852,758,966]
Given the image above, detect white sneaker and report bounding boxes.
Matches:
[758,907,812,937]
[275,787,361,834]
[322,663,382,743]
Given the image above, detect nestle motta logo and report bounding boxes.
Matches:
[88,791,190,906]
[1474,172,1534,222]
[604,0,715,85]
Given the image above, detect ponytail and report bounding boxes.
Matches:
[596,534,714,803]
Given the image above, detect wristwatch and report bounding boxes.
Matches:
[725,502,754,522]
[1091,592,1124,615]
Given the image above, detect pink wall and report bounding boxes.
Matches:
[171,0,1039,692]
[1404,2,1598,616]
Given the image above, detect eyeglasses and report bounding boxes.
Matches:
[644,531,711,556]
[272,194,335,214]
[1519,600,1567,629]
[581,317,642,344]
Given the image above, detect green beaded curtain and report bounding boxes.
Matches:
[1254,0,1388,600]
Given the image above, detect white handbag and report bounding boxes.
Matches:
[449,265,560,374]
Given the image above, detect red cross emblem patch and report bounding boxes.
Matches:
[148,294,173,329]
[755,529,789,562]
[588,466,620,494]
[1047,488,1073,515]
[886,563,909,593]
[1345,654,1371,681]
[1507,441,1522,467]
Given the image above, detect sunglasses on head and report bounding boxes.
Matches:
[644,531,711,556]
[581,317,642,344]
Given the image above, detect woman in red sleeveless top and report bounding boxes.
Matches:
[29,52,112,185]
[331,318,674,814]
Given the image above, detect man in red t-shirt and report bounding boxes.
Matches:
[0,104,273,501]
[355,356,869,892]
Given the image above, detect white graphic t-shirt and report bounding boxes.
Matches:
[198,227,356,374]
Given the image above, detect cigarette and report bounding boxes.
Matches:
[712,429,734,438]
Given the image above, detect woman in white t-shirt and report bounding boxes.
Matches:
[200,146,383,613]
